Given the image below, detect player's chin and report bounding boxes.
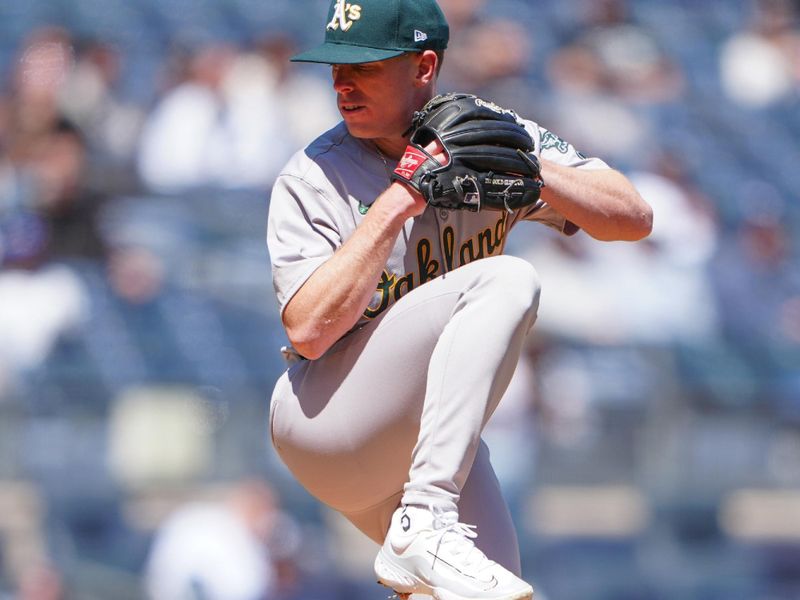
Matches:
[341,116,379,139]
[342,113,402,140]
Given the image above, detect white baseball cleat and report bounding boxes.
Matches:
[374,505,534,600]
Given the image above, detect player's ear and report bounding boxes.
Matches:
[413,50,438,87]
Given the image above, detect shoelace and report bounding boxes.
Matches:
[428,506,493,571]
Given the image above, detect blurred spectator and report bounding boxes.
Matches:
[1,29,80,217]
[544,0,684,164]
[0,28,103,397]
[137,42,242,191]
[0,27,109,265]
[549,38,673,100]
[137,36,337,192]
[447,20,538,115]
[0,262,88,394]
[254,34,340,152]
[145,480,284,600]
[15,563,64,600]
[521,152,719,346]
[720,0,800,108]
[437,0,540,116]
[711,185,800,360]
[563,0,685,104]
[57,38,146,192]
[436,0,486,34]
[106,245,166,306]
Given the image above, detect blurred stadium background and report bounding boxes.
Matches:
[0,0,799,598]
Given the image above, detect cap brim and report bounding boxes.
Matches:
[290,42,406,64]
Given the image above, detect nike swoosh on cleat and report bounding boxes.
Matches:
[426,551,499,590]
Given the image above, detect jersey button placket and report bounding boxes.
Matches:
[439,209,449,220]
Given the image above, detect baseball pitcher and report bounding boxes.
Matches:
[266,1,653,598]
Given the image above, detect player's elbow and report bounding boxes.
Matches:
[600,173,654,241]
[596,193,653,242]
[613,184,653,241]
[629,198,654,241]
[285,324,332,361]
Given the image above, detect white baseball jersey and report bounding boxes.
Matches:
[267,118,609,338]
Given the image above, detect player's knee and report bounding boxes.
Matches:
[484,255,541,314]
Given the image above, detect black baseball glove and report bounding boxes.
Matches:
[392,93,544,212]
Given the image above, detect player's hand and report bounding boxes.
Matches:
[388,139,448,219]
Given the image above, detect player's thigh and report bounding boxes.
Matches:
[270,256,534,514]
[270,282,464,513]
[458,440,522,576]
[273,253,536,453]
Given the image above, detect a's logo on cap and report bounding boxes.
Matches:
[414,30,428,42]
[326,0,362,32]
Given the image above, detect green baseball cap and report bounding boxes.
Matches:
[291,0,449,65]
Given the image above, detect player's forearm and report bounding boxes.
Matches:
[539,160,653,241]
[283,184,421,359]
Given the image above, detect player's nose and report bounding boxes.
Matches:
[331,64,355,94]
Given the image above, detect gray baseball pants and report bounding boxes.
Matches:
[269,255,540,574]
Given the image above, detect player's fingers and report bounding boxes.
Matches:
[423,139,448,165]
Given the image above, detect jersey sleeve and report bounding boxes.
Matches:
[510,120,611,234]
[267,173,342,318]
